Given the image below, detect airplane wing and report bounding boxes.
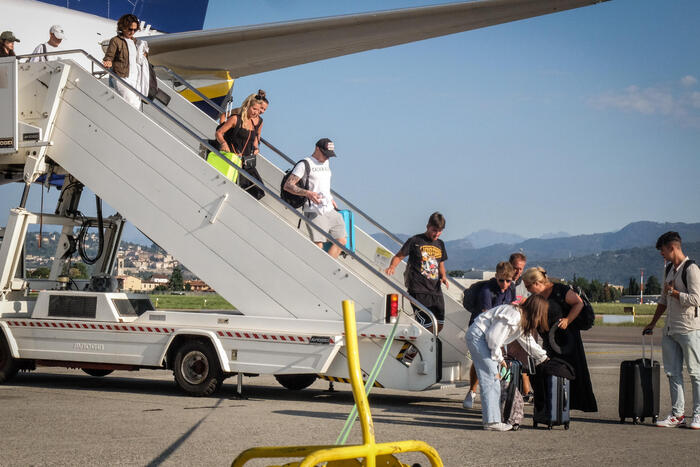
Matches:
[146,0,609,79]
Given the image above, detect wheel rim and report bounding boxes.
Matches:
[180,350,209,385]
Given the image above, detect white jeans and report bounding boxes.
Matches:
[662,330,700,417]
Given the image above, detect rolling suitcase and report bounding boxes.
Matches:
[500,358,524,429]
[323,209,355,253]
[533,374,570,430]
[618,333,660,425]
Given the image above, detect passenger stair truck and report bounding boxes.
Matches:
[0,53,470,396]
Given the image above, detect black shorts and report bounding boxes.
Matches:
[409,292,445,330]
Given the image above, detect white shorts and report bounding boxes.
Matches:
[305,210,346,243]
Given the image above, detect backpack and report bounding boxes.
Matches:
[462,279,490,314]
[280,159,311,209]
[665,259,698,317]
[552,283,595,331]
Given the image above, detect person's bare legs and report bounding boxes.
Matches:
[326,237,346,258]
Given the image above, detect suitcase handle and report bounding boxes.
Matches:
[642,332,654,368]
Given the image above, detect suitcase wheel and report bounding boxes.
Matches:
[547,424,553,430]
[564,423,570,430]
[511,424,520,431]
[632,417,640,425]
[640,417,645,423]
[652,416,658,424]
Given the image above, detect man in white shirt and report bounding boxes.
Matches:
[30,25,65,62]
[644,231,700,429]
[283,138,347,258]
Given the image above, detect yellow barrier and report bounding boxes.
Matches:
[231,300,443,467]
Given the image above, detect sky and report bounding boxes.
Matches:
[3,0,699,242]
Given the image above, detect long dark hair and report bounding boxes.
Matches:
[117,14,140,35]
[519,294,549,335]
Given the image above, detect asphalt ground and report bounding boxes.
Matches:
[1,326,697,466]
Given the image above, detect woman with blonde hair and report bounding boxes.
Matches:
[465,295,550,431]
[215,90,268,199]
[522,266,598,412]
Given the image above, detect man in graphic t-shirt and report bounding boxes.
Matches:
[283,138,347,258]
[385,212,449,332]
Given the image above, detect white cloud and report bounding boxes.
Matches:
[588,85,675,115]
[681,75,698,87]
[692,92,700,109]
[588,82,700,128]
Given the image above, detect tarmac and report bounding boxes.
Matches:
[1,326,698,466]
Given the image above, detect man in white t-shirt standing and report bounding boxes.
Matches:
[283,138,347,258]
[30,25,65,62]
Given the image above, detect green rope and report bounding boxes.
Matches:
[334,317,401,445]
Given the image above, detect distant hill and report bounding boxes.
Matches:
[537,241,700,285]
[444,221,700,270]
[464,229,525,249]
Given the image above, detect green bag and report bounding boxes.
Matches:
[206,151,242,183]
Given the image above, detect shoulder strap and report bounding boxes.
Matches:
[681,259,696,290]
[42,43,47,60]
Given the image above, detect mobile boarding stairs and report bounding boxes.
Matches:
[0,52,470,395]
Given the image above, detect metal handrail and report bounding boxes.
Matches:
[153,65,225,116]
[261,137,466,294]
[16,49,441,335]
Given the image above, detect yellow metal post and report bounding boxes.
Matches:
[231,300,443,467]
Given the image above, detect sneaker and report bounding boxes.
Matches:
[462,391,475,409]
[656,414,685,427]
[523,391,534,404]
[690,414,700,430]
[484,422,513,432]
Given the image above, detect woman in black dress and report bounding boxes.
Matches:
[215,91,267,199]
[521,267,598,412]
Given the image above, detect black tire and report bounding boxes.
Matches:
[173,340,223,396]
[0,333,18,383]
[274,374,317,391]
[82,369,114,377]
[533,421,538,428]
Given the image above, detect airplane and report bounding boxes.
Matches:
[3,0,610,120]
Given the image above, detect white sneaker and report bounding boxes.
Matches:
[690,414,700,430]
[656,413,685,427]
[484,422,513,432]
[462,391,475,409]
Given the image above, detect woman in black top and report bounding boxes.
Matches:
[522,267,598,412]
[215,90,268,199]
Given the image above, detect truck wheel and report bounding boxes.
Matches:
[173,341,223,396]
[0,333,18,383]
[82,369,114,377]
[275,374,317,391]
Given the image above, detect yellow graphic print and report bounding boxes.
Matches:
[419,245,442,280]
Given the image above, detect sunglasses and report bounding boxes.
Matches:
[127,27,138,32]
[497,278,512,284]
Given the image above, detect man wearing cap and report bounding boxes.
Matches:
[30,25,65,62]
[0,31,20,57]
[283,138,347,258]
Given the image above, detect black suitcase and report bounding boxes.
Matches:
[533,374,570,430]
[618,333,660,424]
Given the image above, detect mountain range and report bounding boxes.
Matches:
[371,221,700,284]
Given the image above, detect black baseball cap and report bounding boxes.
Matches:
[316,138,336,157]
